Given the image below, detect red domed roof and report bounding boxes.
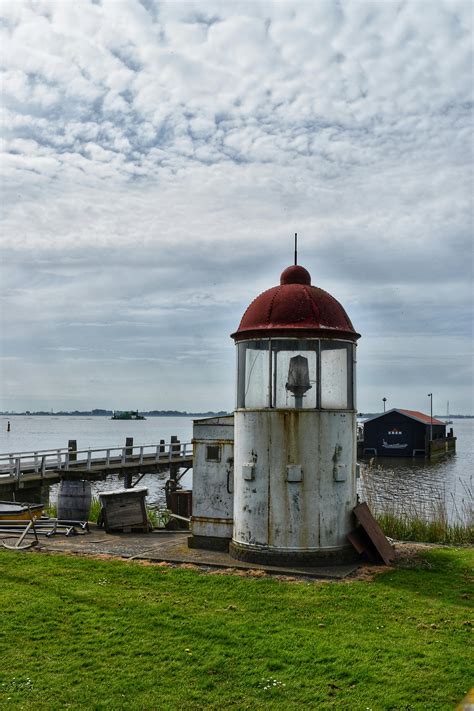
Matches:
[231,264,360,342]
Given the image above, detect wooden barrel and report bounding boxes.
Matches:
[57,479,92,521]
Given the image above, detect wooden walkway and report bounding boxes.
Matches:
[0,441,193,494]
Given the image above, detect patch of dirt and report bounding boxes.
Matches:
[134,559,173,568]
[247,568,267,577]
[344,542,445,581]
[346,564,387,581]
[179,563,201,570]
[391,542,441,569]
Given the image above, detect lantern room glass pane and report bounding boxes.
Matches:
[272,340,317,409]
[237,341,270,408]
[237,339,354,410]
[320,342,352,409]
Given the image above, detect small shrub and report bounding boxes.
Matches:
[89,497,102,522]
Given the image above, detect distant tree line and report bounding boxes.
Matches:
[1,409,472,418]
[1,409,230,417]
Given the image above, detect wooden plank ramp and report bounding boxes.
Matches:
[349,502,395,565]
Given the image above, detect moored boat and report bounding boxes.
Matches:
[111,410,146,420]
[0,501,44,521]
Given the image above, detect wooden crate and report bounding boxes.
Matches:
[99,487,149,533]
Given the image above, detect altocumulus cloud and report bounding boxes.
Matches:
[0,0,472,413]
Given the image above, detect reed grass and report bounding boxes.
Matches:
[44,502,57,518]
[146,506,170,528]
[89,496,101,522]
[360,465,473,544]
[376,511,473,545]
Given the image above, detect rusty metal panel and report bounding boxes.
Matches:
[352,502,395,565]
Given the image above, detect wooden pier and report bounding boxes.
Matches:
[0,438,193,500]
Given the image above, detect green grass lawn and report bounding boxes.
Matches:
[0,548,472,710]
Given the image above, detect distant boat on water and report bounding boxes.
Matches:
[111,410,146,421]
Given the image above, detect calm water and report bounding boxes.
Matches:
[0,415,472,522]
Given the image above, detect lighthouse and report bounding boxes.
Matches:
[229,261,361,565]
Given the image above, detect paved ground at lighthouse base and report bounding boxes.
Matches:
[0,527,360,579]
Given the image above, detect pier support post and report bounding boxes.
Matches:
[170,436,181,486]
[124,437,133,488]
[68,440,77,462]
[171,435,180,456]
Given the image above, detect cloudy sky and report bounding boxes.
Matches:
[0,0,472,415]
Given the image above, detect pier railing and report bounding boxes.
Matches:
[0,441,193,484]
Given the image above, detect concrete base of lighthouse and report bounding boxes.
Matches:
[229,541,359,566]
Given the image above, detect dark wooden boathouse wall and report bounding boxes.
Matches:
[363,411,446,458]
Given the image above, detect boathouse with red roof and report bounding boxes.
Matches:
[362,409,456,458]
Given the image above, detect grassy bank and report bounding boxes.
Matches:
[0,548,472,710]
